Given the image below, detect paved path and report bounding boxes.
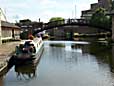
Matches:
[0,42,19,71]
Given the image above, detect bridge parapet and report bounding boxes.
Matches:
[43,19,89,29]
[33,18,110,35]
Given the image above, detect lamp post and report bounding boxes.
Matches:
[0,8,2,45]
[75,4,76,19]
[74,0,77,19]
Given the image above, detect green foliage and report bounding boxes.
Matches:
[111,1,114,10]
[50,44,65,47]
[49,17,64,22]
[89,42,112,64]
[48,17,65,26]
[20,31,29,39]
[90,8,112,29]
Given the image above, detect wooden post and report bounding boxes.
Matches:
[109,45,114,72]
[112,16,114,41]
[0,9,2,45]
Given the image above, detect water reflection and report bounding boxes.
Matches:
[0,76,3,86]
[72,42,114,72]
[3,41,114,86]
[88,42,113,73]
[110,45,114,73]
[71,44,89,54]
[15,64,37,80]
[41,41,114,86]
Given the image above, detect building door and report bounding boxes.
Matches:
[12,29,14,38]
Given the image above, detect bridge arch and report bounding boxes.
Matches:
[33,19,111,35]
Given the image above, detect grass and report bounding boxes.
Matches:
[50,44,65,47]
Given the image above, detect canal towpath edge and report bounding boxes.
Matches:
[0,42,19,72]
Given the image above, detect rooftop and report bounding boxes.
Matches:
[1,21,20,29]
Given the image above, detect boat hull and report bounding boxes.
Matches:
[9,43,44,66]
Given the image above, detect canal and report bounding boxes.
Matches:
[1,40,114,86]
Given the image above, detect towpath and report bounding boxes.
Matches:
[0,42,19,71]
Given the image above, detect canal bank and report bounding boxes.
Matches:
[0,42,19,72]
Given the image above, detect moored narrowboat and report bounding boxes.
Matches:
[12,37,44,65]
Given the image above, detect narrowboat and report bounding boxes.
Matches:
[12,37,44,65]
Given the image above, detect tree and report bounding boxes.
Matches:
[111,1,114,10]
[48,17,65,26]
[49,17,64,22]
[20,31,29,39]
[90,8,112,29]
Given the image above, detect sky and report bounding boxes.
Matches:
[0,0,97,23]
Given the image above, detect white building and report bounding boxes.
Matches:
[0,8,21,44]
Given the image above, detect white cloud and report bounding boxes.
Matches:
[40,0,57,5]
[41,10,71,22]
[0,0,97,23]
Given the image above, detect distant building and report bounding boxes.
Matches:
[98,0,112,11]
[16,19,43,33]
[1,21,20,40]
[0,8,20,44]
[91,3,100,11]
[81,0,112,20]
[81,10,93,20]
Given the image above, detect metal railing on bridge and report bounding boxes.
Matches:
[33,18,111,35]
[42,19,90,30]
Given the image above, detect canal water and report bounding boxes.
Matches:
[1,40,114,86]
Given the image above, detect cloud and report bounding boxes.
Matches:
[40,0,57,6]
[0,0,97,22]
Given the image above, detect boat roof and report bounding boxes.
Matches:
[19,37,42,45]
[20,40,35,45]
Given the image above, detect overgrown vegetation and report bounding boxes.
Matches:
[20,31,29,39]
[90,8,112,30]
